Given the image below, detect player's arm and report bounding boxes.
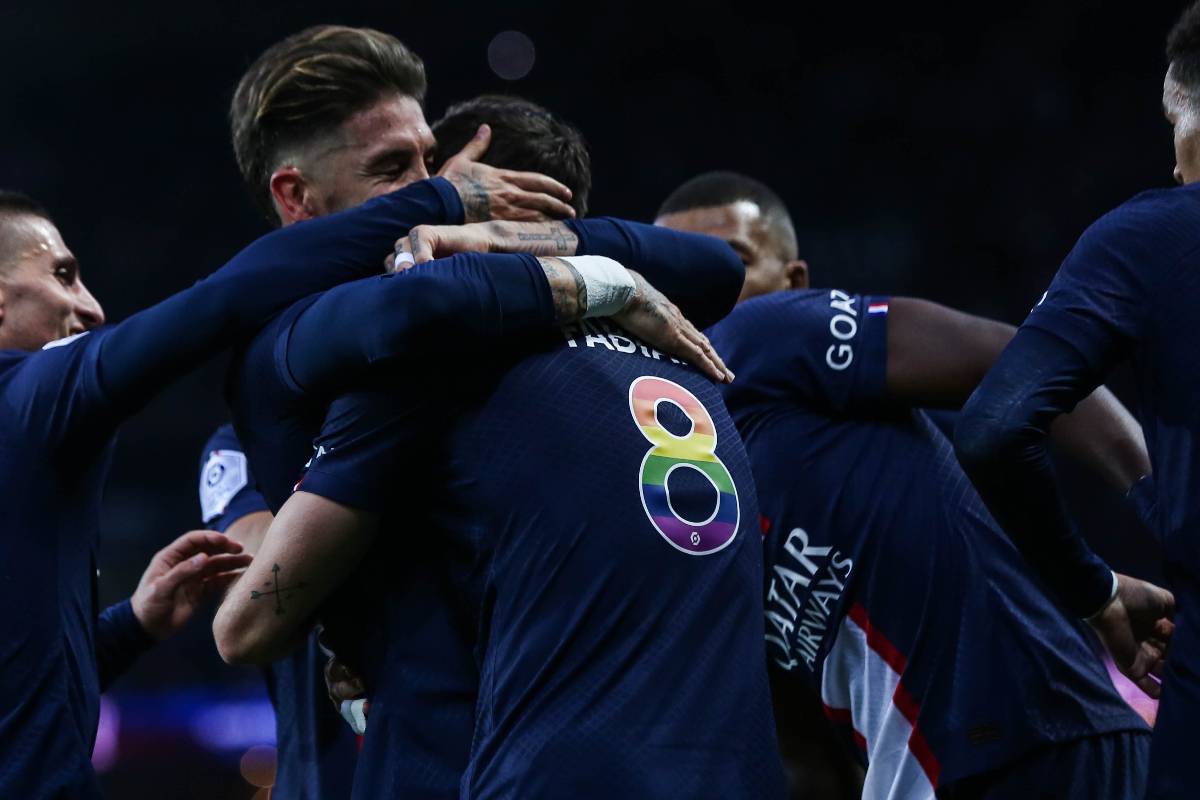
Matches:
[283,252,728,396]
[394,218,745,329]
[884,297,1149,491]
[30,179,462,448]
[213,492,376,665]
[955,205,1175,695]
[98,530,251,687]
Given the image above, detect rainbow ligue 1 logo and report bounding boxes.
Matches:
[628,375,740,555]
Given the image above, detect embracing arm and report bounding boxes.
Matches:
[213,492,377,665]
[88,179,461,422]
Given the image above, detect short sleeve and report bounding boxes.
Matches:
[198,425,269,530]
[711,289,889,414]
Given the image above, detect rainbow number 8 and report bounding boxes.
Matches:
[628,376,740,555]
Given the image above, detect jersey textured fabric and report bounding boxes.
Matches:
[300,316,786,800]
[199,424,356,799]
[956,182,1200,799]
[0,179,456,798]
[708,289,1148,798]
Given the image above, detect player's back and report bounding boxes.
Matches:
[424,319,784,799]
[710,291,1147,796]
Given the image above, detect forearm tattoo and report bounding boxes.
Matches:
[249,563,307,616]
[540,257,588,322]
[462,168,491,222]
[514,222,576,255]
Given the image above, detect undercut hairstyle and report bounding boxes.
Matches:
[657,171,798,261]
[0,191,51,223]
[431,95,592,216]
[231,25,427,223]
[1169,2,1200,90]
[0,191,53,268]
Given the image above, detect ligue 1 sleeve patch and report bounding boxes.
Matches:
[200,450,250,523]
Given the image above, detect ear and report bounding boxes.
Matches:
[269,167,319,225]
[785,259,809,290]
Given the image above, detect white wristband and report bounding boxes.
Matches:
[562,255,636,318]
[1085,571,1120,621]
[340,698,369,735]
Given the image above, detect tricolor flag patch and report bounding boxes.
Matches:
[867,302,889,315]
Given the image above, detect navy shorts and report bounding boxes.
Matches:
[937,729,1150,799]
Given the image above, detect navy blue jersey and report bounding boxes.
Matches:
[200,425,356,800]
[1022,184,1200,577]
[302,319,786,800]
[0,181,456,798]
[225,223,748,798]
[707,290,1147,796]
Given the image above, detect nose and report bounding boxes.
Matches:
[412,159,430,181]
[1175,165,1185,185]
[73,280,105,330]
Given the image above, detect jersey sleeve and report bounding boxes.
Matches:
[95,598,155,691]
[274,252,553,395]
[14,178,461,455]
[711,289,889,414]
[566,218,744,329]
[296,389,434,513]
[198,425,270,531]
[1022,198,1164,371]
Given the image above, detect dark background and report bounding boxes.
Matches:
[0,0,1182,795]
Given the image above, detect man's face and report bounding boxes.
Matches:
[1163,64,1200,186]
[655,201,807,302]
[0,215,104,351]
[294,93,436,219]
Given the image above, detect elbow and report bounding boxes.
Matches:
[954,394,1026,479]
[213,605,274,666]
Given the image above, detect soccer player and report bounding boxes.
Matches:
[954,6,1200,798]
[0,172,490,798]
[657,171,1155,798]
[198,27,584,797]
[213,254,786,800]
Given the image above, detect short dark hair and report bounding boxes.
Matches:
[1168,2,1200,89]
[230,25,427,222]
[0,191,51,223]
[0,191,53,268]
[657,171,798,260]
[431,95,592,217]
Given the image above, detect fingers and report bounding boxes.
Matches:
[406,226,437,264]
[1132,673,1162,699]
[501,170,574,204]
[679,323,733,383]
[507,189,576,220]
[155,530,244,567]
[156,552,253,596]
[446,124,492,166]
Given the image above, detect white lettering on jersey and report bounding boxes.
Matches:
[825,290,858,371]
[561,320,683,365]
[764,525,853,672]
[200,450,249,523]
[42,331,91,350]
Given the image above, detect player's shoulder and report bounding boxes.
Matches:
[1081,182,1200,259]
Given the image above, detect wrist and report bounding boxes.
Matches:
[562,256,636,318]
[1085,571,1121,622]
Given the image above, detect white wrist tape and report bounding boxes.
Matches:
[340,698,369,735]
[1085,571,1120,621]
[562,255,636,318]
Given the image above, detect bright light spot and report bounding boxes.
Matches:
[239,744,277,788]
[487,31,536,81]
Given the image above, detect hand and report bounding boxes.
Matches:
[1088,573,1175,698]
[386,221,579,272]
[438,124,576,223]
[614,271,734,384]
[325,654,370,734]
[132,530,253,641]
